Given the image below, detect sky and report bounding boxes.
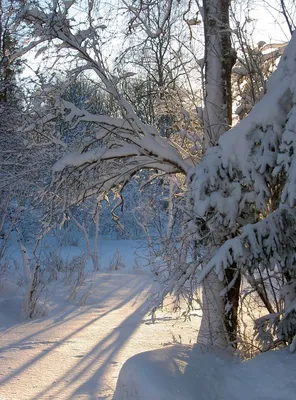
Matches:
[21,0,294,81]
[249,3,292,43]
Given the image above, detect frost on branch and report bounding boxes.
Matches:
[16,3,191,218]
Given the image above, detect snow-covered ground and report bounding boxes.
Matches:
[0,238,199,400]
[1,237,296,400]
[114,344,296,400]
[3,232,150,272]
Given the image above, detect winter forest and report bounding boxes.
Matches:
[0,0,296,398]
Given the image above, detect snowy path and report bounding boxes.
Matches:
[0,272,198,400]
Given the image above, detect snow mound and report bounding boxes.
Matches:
[243,350,296,400]
[113,345,296,400]
[113,345,239,400]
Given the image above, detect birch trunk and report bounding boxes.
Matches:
[202,0,235,148]
[197,0,238,348]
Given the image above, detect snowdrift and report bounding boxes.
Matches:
[113,345,296,400]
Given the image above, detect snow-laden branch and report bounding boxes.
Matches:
[48,151,180,216]
[187,31,296,284]
[53,146,140,172]
[60,100,190,173]
[17,3,190,180]
[61,100,159,137]
[196,206,296,283]
[191,31,296,230]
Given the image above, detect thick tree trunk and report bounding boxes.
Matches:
[198,267,241,348]
[197,0,240,348]
[198,271,229,347]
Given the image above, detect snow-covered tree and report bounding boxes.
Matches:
[232,40,288,121]
[15,0,296,349]
[14,0,232,347]
[189,32,296,347]
[0,0,25,241]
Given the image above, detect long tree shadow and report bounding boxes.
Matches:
[0,276,149,392]
[0,274,143,353]
[33,295,150,399]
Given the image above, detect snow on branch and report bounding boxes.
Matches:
[59,100,190,173]
[191,32,296,226]
[17,3,190,183]
[46,149,179,223]
[189,31,296,282]
[196,206,296,284]
[61,100,159,137]
[52,146,139,172]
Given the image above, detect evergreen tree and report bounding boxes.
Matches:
[190,32,296,350]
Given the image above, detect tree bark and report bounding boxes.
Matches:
[198,271,229,347]
[224,267,241,344]
[197,0,240,348]
[202,0,236,148]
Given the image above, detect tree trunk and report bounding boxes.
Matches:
[202,0,236,148]
[224,267,241,344]
[197,0,239,348]
[198,271,229,347]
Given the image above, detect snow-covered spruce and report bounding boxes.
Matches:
[189,32,296,276]
[186,32,296,346]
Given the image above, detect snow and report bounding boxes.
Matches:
[6,8,296,400]
[53,146,142,173]
[1,235,296,400]
[1,235,295,400]
[186,31,296,288]
[0,239,199,400]
[114,345,296,400]
[3,233,148,273]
